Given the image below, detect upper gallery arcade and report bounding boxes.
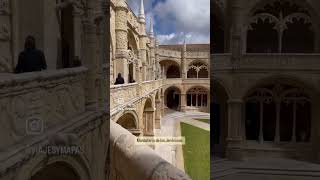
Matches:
[110,0,210,136]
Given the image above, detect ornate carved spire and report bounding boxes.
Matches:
[183,38,187,51]
[149,17,154,38]
[139,0,146,23]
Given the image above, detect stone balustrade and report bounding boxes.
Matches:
[213,53,320,71]
[158,49,182,58]
[110,80,162,115]
[141,80,162,95]
[186,51,210,58]
[183,78,210,85]
[0,67,87,151]
[163,78,183,86]
[163,78,209,86]
[110,83,138,111]
[109,120,191,180]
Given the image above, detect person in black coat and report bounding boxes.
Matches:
[15,36,47,73]
[114,73,125,85]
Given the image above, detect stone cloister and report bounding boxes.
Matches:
[212,0,320,165]
[110,0,210,138]
[0,0,208,180]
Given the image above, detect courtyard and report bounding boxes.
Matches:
[154,111,210,179]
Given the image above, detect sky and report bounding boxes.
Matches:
[127,0,210,45]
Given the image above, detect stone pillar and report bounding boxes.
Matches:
[82,19,99,109]
[43,0,59,70]
[181,43,187,79]
[226,99,243,160]
[314,25,320,53]
[139,13,148,82]
[155,45,160,79]
[140,55,147,82]
[180,93,187,112]
[161,92,165,116]
[275,99,281,143]
[143,108,155,136]
[150,44,156,80]
[230,0,243,62]
[73,11,83,62]
[114,1,128,83]
[155,99,161,129]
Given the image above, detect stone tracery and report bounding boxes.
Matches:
[246,0,315,53]
[245,83,311,143]
[187,61,208,78]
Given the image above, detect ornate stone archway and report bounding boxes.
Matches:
[212,80,229,158]
[244,82,311,144]
[186,86,209,112]
[164,86,181,111]
[116,111,141,136]
[159,60,181,79]
[16,155,92,180]
[187,61,209,78]
[31,162,80,180]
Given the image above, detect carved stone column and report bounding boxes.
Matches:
[73,10,83,62]
[143,108,155,136]
[114,0,128,83]
[180,93,187,112]
[82,19,99,109]
[161,92,165,116]
[181,43,187,79]
[139,22,147,82]
[155,99,161,129]
[230,1,243,63]
[226,99,244,160]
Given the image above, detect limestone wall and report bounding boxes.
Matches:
[109,120,191,180]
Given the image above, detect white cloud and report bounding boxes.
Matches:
[157,32,210,45]
[153,0,210,44]
[127,0,210,44]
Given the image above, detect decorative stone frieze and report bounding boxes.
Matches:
[0,67,87,150]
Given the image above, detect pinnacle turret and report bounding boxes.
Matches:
[138,0,146,23]
[149,17,154,38]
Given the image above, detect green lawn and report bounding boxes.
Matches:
[180,122,210,180]
[194,118,210,124]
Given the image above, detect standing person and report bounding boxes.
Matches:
[15,36,47,73]
[114,73,125,85]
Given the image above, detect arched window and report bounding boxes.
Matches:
[117,113,138,130]
[167,65,181,78]
[245,83,311,143]
[187,62,208,78]
[187,87,208,107]
[246,0,314,53]
[127,31,138,83]
[31,162,80,180]
[165,87,181,110]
